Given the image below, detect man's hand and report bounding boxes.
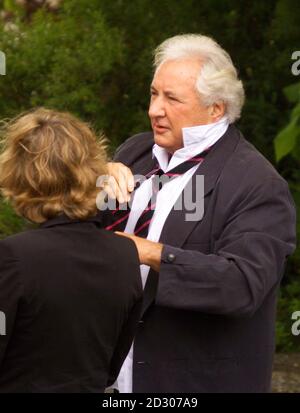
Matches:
[100,162,135,204]
[115,232,163,272]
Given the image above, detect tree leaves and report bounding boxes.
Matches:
[274,116,300,161]
[274,82,300,162]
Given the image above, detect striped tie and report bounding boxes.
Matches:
[105,147,211,235]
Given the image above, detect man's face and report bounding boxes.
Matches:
[148,58,214,153]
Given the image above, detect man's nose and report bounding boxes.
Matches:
[148,96,165,118]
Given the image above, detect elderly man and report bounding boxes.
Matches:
[102,34,296,393]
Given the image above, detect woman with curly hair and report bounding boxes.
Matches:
[0,108,142,393]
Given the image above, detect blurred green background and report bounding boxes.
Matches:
[0,0,299,352]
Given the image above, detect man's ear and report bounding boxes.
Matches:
[210,101,225,121]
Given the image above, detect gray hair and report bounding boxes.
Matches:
[154,34,245,123]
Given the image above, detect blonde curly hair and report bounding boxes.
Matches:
[0,108,107,223]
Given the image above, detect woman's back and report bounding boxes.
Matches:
[0,214,142,392]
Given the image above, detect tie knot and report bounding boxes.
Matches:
[154,148,210,179]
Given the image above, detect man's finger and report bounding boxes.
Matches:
[117,168,132,202]
[103,176,126,203]
[107,162,133,202]
[125,168,135,193]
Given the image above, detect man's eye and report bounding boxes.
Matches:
[150,90,157,96]
[169,96,179,102]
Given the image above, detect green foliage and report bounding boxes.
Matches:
[275,117,300,161]
[273,77,300,351]
[274,82,300,162]
[0,0,123,135]
[0,197,26,238]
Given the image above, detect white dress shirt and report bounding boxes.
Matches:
[114,116,229,393]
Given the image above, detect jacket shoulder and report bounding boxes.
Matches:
[218,131,295,217]
[0,236,19,263]
[226,131,287,185]
[1,228,46,253]
[114,132,154,166]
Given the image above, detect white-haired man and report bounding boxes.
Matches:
[102,34,296,393]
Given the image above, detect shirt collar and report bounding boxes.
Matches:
[152,116,229,172]
[40,212,103,228]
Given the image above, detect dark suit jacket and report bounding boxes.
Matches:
[0,214,142,392]
[105,124,296,393]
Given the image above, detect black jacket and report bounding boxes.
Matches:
[104,124,296,393]
[0,214,142,392]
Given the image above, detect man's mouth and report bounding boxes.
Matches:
[153,123,170,133]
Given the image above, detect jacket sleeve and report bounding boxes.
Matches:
[0,241,22,369]
[156,177,296,318]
